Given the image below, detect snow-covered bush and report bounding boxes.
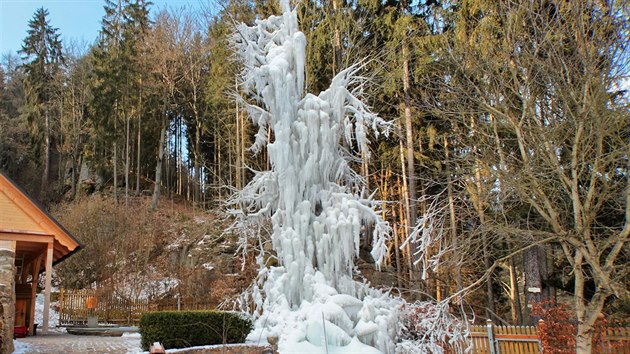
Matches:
[397,301,470,354]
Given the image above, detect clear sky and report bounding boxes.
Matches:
[0,0,214,57]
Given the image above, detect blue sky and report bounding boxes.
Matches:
[0,0,213,57]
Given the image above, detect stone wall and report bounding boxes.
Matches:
[0,241,15,354]
[163,345,274,354]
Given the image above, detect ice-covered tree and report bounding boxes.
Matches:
[229,1,467,353]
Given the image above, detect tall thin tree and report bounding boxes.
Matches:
[19,7,64,201]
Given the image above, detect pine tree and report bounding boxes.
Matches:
[19,7,65,201]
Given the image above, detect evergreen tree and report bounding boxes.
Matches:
[19,7,65,200]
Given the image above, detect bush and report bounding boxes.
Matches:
[139,311,252,350]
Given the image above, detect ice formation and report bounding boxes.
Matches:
[230,1,467,353]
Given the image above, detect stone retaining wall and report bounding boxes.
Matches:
[168,345,274,354]
[0,242,15,354]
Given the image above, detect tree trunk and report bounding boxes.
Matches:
[444,136,462,297]
[136,82,142,196]
[136,111,141,196]
[473,166,496,319]
[150,115,167,211]
[573,251,608,354]
[399,139,414,284]
[235,86,242,191]
[400,1,417,241]
[576,325,594,354]
[194,120,201,206]
[524,245,543,324]
[112,141,118,202]
[113,100,119,203]
[125,107,130,209]
[509,254,523,324]
[70,154,78,200]
[40,109,51,201]
[240,100,246,191]
[331,0,342,76]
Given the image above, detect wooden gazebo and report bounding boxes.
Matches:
[0,172,82,335]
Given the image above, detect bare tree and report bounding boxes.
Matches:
[425,1,629,352]
[145,9,185,211]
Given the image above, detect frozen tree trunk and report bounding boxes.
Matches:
[232,2,470,350]
[235,80,242,191]
[230,3,406,351]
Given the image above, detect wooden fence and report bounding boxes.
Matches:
[467,320,630,354]
[468,320,542,354]
[149,297,215,312]
[59,288,150,326]
[599,327,630,353]
[58,289,630,353]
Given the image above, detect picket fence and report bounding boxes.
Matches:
[466,320,630,354]
[59,288,149,326]
[468,321,542,354]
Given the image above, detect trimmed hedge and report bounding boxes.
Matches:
[139,311,253,350]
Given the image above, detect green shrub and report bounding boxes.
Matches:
[139,311,252,350]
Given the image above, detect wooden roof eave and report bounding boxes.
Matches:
[0,171,83,260]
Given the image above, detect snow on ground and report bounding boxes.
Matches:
[12,339,32,354]
[35,293,63,331]
[123,332,142,338]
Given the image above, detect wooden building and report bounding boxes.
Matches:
[0,172,81,336]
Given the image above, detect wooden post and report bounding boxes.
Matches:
[42,242,53,334]
[28,254,42,336]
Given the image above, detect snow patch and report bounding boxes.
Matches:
[202,262,215,271]
[35,293,61,330]
[12,340,32,354]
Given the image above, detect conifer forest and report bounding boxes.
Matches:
[0,0,628,353]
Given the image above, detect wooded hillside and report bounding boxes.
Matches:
[1,0,628,351]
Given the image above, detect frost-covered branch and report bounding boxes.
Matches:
[402,192,451,280]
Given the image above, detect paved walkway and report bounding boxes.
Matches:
[15,332,143,354]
